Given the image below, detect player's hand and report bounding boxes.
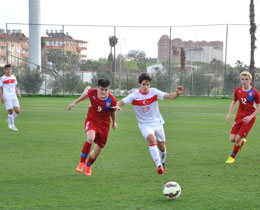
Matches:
[67,103,75,110]
[176,86,184,96]
[18,94,21,98]
[1,97,5,103]
[242,116,252,124]
[112,122,117,130]
[226,114,231,124]
[111,105,122,112]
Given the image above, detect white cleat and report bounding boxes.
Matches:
[11,125,18,131]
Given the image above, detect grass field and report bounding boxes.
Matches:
[0,96,260,210]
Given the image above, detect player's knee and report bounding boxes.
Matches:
[87,138,94,143]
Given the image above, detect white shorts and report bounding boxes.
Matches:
[4,98,20,110]
[138,122,166,142]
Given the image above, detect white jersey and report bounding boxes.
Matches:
[0,75,18,99]
[123,88,166,124]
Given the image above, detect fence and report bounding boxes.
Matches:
[2,23,260,96]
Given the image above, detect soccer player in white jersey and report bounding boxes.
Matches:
[0,64,21,131]
[116,73,184,174]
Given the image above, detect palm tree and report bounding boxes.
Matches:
[249,0,257,85]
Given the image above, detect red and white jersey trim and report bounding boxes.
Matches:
[0,75,18,99]
[123,88,166,124]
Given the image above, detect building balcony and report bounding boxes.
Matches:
[77,47,87,51]
[45,46,63,50]
[22,44,29,50]
[80,55,87,58]
[0,51,6,56]
[21,52,29,58]
[0,42,6,47]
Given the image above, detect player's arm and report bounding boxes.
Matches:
[0,86,4,103]
[15,85,21,98]
[110,111,117,130]
[226,100,237,123]
[164,86,184,99]
[67,91,89,110]
[242,104,260,124]
[112,100,125,112]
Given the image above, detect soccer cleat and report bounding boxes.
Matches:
[76,162,85,173]
[156,165,164,174]
[162,163,166,174]
[11,125,18,131]
[238,138,247,154]
[225,156,235,164]
[84,165,92,176]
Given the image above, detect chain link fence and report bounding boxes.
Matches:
[1,23,260,96]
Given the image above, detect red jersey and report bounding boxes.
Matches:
[86,88,117,126]
[234,86,260,116]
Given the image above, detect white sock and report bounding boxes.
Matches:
[159,148,167,165]
[8,114,14,125]
[149,145,161,168]
[12,112,18,119]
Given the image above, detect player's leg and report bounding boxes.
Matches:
[76,121,95,173]
[11,104,20,130]
[155,125,166,173]
[84,125,109,176]
[226,134,240,163]
[7,109,13,129]
[84,144,102,176]
[146,134,164,174]
[5,99,14,129]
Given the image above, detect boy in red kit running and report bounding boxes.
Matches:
[67,79,117,176]
[225,71,260,164]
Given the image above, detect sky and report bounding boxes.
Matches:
[1,0,260,66]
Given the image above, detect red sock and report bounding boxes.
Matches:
[80,141,92,163]
[231,145,240,158]
[86,157,96,166]
[241,140,244,146]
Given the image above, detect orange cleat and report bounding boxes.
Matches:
[84,165,92,176]
[156,166,164,174]
[162,163,166,174]
[76,162,85,173]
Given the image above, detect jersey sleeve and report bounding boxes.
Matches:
[0,77,3,87]
[87,88,94,96]
[254,89,260,104]
[110,96,117,112]
[122,92,135,104]
[153,88,166,100]
[14,76,18,85]
[234,88,238,101]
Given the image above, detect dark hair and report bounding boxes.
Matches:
[97,78,110,87]
[5,64,11,69]
[138,73,152,84]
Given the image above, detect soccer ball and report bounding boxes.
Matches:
[163,181,181,199]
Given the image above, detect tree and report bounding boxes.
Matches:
[18,66,44,94]
[249,0,257,85]
[108,36,118,71]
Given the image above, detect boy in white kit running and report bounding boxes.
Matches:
[116,73,184,174]
[0,64,21,131]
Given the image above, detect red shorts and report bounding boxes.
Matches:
[230,116,256,138]
[85,119,110,148]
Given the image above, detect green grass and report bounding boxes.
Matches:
[0,97,260,210]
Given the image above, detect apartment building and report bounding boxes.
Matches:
[41,30,87,66]
[158,35,223,63]
[0,29,29,67]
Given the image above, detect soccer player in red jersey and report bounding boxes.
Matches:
[67,79,117,176]
[225,71,260,164]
